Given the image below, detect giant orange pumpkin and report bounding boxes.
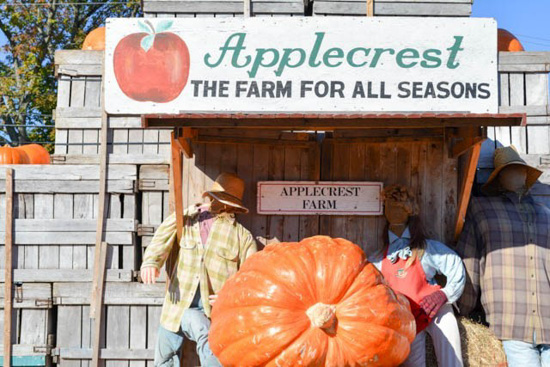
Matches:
[498,29,524,52]
[82,27,105,50]
[16,144,50,164]
[210,236,416,366]
[0,145,30,164]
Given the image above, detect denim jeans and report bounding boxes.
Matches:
[502,339,550,367]
[154,291,221,367]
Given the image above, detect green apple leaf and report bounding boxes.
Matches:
[140,34,155,52]
[156,20,173,33]
[138,21,152,34]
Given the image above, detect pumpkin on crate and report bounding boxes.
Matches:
[0,145,30,164]
[82,27,105,50]
[209,236,416,367]
[498,29,525,52]
[16,144,50,164]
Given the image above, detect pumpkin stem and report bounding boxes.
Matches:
[306,303,337,334]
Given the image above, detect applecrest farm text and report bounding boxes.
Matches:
[257,182,383,215]
[191,33,490,101]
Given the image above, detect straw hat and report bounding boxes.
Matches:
[381,184,420,216]
[482,145,542,194]
[203,173,249,213]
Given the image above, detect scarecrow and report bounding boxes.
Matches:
[370,184,466,367]
[457,145,550,366]
[140,173,257,367]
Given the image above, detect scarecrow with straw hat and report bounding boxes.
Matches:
[141,173,257,367]
[456,146,550,366]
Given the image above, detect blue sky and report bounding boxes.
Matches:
[1,1,549,54]
[473,0,550,51]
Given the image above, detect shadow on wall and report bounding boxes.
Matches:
[475,139,550,206]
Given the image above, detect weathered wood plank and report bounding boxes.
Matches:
[314,2,471,15]
[129,306,147,367]
[0,219,136,232]
[0,232,134,245]
[509,73,525,106]
[56,306,82,367]
[54,283,164,305]
[525,73,549,107]
[106,306,130,367]
[143,1,304,13]
[527,125,550,154]
[499,51,550,65]
[52,154,169,165]
[0,180,136,194]
[0,165,137,181]
[0,269,132,283]
[55,50,103,66]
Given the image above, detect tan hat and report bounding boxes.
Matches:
[482,145,542,194]
[202,173,248,213]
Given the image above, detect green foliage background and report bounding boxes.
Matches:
[0,0,141,152]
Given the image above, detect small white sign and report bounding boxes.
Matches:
[105,17,498,115]
[257,181,383,215]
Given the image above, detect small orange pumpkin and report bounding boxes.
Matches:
[0,145,30,164]
[82,27,105,51]
[210,236,416,366]
[15,144,50,164]
[498,29,524,52]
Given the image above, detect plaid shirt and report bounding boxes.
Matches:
[141,204,257,332]
[456,192,550,343]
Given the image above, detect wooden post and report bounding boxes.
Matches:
[90,46,109,319]
[3,168,13,367]
[367,0,374,16]
[91,241,108,367]
[244,0,251,17]
[90,48,109,366]
[453,142,482,242]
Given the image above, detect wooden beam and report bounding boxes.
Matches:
[454,142,482,242]
[166,130,184,279]
[447,126,486,158]
[144,114,525,130]
[4,168,13,367]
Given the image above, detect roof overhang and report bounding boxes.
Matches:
[142,113,526,130]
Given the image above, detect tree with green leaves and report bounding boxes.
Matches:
[0,0,141,149]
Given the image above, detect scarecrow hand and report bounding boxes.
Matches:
[420,290,447,318]
[140,266,160,284]
[209,294,218,306]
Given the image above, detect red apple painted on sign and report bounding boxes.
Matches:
[113,20,190,103]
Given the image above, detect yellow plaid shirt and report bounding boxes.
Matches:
[141,204,257,332]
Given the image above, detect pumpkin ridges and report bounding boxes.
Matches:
[303,236,366,304]
[268,327,328,367]
[237,241,319,306]
[15,144,50,164]
[0,145,30,164]
[212,307,310,366]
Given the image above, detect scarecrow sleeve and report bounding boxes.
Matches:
[141,212,177,270]
[455,210,483,316]
[239,229,258,268]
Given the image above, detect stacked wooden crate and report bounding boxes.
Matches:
[53,50,170,166]
[477,51,550,206]
[313,0,473,17]
[142,0,305,18]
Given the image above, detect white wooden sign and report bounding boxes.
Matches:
[104,17,498,115]
[257,181,383,215]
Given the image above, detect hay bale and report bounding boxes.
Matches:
[426,317,507,367]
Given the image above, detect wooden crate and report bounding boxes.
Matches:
[0,283,54,367]
[313,0,472,17]
[142,0,305,18]
[0,165,138,272]
[139,165,171,254]
[478,51,550,206]
[52,282,199,367]
[53,50,170,164]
